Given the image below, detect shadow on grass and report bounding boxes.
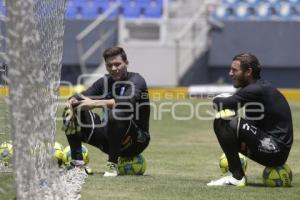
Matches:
[89,171,152,178]
[246,182,266,187]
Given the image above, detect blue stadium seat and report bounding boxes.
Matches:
[0,0,5,16]
[82,2,99,18]
[65,2,78,18]
[256,3,278,20]
[212,5,236,20]
[143,0,162,18]
[0,7,5,16]
[235,4,250,20]
[290,5,300,19]
[93,0,109,14]
[277,3,297,20]
[121,0,142,18]
[72,0,86,8]
[65,0,86,19]
[94,0,119,17]
[93,0,110,5]
[137,0,149,7]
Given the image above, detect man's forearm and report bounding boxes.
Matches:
[94,99,115,109]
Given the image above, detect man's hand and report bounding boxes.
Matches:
[72,95,96,111]
[66,97,78,108]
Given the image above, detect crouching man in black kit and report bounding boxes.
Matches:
[63,47,150,177]
[207,53,293,186]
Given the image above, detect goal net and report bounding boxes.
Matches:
[2,0,87,199]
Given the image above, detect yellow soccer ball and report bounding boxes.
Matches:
[53,142,64,167]
[219,153,247,174]
[62,145,90,166]
[118,154,146,175]
[263,164,292,187]
[0,141,13,166]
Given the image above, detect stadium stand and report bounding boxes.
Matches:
[211,0,300,21]
[64,0,164,19]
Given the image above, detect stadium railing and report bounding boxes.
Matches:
[76,2,121,75]
[174,4,213,84]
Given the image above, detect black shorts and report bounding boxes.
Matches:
[237,118,290,167]
[77,110,150,157]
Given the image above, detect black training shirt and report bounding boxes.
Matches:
[213,79,293,148]
[74,72,150,133]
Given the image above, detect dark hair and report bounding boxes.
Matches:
[233,53,261,79]
[103,46,128,62]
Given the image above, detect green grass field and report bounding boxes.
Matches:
[1,99,300,200]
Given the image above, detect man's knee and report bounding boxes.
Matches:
[109,108,133,124]
[229,117,239,132]
[213,117,238,136]
[213,118,227,134]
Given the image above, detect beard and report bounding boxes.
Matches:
[233,75,249,88]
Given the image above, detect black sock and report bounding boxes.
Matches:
[107,111,131,164]
[66,131,83,160]
[214,119,245,180]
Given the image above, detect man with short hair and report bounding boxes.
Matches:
[63,46,150,177]
[207,53,293,186]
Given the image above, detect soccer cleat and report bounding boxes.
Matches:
[207,173,246,186]
[103,162,119,177]
[84,165,94,175]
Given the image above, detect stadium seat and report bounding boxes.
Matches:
[259,4,281,20]
[65,2,78,18]
[0,7,4,16]
[93,0,110,6]
[278,3,292,18]
[81,2,99,18]
[137,0,150,7]
[72,0,86,8]
[247,6,257,19]
[212,6,227,19]
[65,0,87,19]
[290,5,300,19]
[255,3,272,19]
[235,3,250,19]
[143,0,162,18]
[212,5,236,20]
[121,0,142,18]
